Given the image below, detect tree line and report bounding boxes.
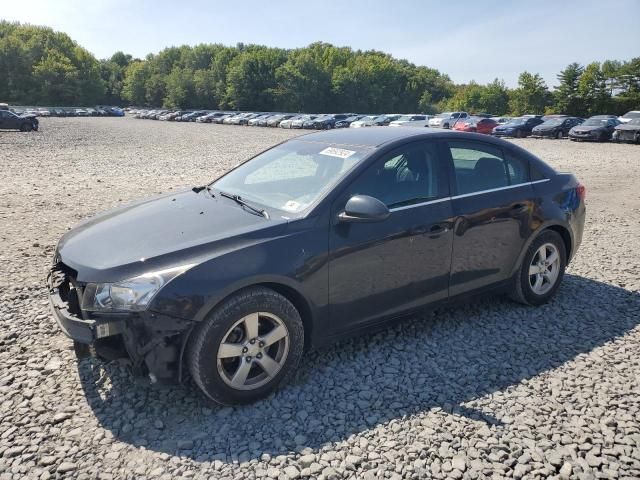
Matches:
[1,21,638,116]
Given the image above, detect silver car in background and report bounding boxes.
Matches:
[428,111,469,129]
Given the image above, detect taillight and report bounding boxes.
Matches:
[576,183,586,201]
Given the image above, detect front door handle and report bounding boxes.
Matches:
[428,223,449,237]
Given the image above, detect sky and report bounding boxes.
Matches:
[2,0,639,88]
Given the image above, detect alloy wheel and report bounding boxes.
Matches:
[528,243,560,295]
[216,312,290,390]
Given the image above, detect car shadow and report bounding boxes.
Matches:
[77,274,640,462]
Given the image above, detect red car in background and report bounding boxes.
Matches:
[453,117,498,134]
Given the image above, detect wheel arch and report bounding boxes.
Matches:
[178,278,316,382]
[545,224,572,262]
[510,221,574,278]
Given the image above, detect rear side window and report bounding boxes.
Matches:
[530,163,547,181]
[448,142,509,194]
[505,153,529,184]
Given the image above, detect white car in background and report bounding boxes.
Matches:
[618,111,640,124]
[349,115,377,128]
[428,111,469,129]
[389,114,430,127]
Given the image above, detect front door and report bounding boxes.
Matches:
[328,140,453,333]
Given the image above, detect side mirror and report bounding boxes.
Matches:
[338,195,390,223]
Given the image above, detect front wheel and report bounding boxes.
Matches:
[509,230,566,306]
[186,287,304,405]
[556,130,563,139]
[20,123,33,132]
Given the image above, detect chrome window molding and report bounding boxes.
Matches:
[388,179,551,212]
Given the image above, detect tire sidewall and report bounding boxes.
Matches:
[518,231,567,306]
[188,287,304,405]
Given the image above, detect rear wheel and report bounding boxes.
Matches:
[187,287,304,405]
[509,230,566,306]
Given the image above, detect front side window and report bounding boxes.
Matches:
[212,140,370,213]
[345,142,446,209]
[448,141,528,195]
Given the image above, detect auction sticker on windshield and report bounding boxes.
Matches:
[319,147,356,159]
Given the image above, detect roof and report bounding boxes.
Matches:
[296,126,442,148]
[295,126,512,148]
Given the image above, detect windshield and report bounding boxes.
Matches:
[583,118,608,126]
[436,113,451,118]
[373,116,387,122]
[212,140,370,213]
[622,112,640,119]
[626,118,640,126]
[395,115,413,121]
[506,118,527,126]
[541,119,564,126]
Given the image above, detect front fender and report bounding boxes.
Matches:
[148,217,329,333]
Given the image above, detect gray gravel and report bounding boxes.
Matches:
[1,117,639,479]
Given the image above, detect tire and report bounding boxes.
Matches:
[556,130,563,139]
[20,123,33,132]
[515,129,523,138]
[186,287,304,405]
[509,230,566,306]
[443,123,450,129]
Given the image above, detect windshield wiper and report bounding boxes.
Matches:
[219,191,269,219]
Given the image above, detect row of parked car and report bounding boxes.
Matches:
[129,109,640,143]
[128,108,640,143]
[11,106,125,117]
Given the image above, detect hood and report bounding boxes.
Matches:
[573,125,604,132]
[532,125,558,132]
[615,123,640,131]
[56,189,287,282]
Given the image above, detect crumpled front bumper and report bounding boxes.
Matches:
[49,287,126,344]
[47,263,194,383]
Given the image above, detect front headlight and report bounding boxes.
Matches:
[81,264,196,312]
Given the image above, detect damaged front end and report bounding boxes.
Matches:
[48,262,195,383]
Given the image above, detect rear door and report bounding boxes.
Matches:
[328,140,453,331]
[445,140,535,296]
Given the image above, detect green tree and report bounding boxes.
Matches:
[509,72,550,115]
[553,62,584,116]
[121,61,148,105]
[225,47,287,110]
[578,62,611,115]
[0,21,105,105]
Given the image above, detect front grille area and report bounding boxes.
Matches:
[49,262,83,317]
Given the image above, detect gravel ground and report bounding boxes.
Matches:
[0,117,639,480]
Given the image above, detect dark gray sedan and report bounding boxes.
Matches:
[0,109,39,131]
[49,128,586,405]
